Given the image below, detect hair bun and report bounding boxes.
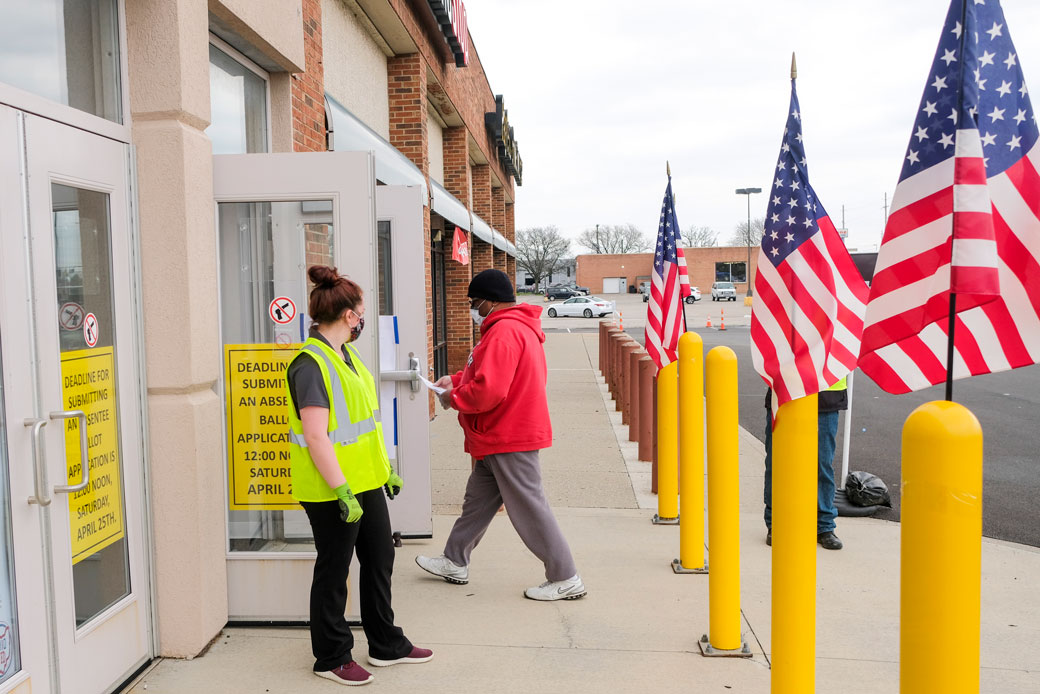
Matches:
[308,265,339,289]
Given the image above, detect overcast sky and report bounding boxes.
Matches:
[464,0,1040,253]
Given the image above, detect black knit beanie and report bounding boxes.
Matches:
[467,269,515,302]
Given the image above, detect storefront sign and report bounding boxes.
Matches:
[61,347,125,565]
[427,0,469,67]
[225,344,300,510]
[485,95,523,185]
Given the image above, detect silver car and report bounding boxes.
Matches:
[711,281,737,301]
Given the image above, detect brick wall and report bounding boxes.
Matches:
[470,237,493,343]
[493,247,506,273]
[292,0,326,153]
[440,125,473,371]
[471,164,491,221]
[576,247,759,295]
[387,0,514,203]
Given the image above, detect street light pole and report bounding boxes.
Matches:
[596,223,600,253]
[734,187,762,297]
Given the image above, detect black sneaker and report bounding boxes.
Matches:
[766,530,771,546]
[817,531,843,550]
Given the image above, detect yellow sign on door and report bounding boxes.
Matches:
[61,347,125,565]
[225,344,300,510]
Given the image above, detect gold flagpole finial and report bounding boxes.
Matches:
[667,160,671,178]
[791,52,798,80]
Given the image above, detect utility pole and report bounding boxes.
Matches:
[596,223,601,253]
[883,192,889,225]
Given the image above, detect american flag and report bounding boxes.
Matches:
[859,0,1040,394]
[751,79,869,412]
[645,177,691,369]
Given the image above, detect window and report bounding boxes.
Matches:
[0,0,122,122]
[376,221,393,314]
[207,41,269,154]
[715,261,747,283]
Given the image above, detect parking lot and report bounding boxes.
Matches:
[518,289,750,332]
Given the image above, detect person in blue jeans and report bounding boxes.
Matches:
[763,379,847,550]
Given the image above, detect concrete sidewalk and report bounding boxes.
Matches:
[129,333,1040,693]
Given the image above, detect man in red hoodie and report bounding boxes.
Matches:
[415,269,586,601]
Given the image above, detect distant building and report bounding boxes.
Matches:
[576,247,759,295]
[517,257,577,291]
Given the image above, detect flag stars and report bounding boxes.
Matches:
[784,232,795,243]
[770,246,780,257]
[1008,135,1022,151]
[790,180,801,191]
[915,126,929,142]
[774,177,783,188]
[986,22,1003,41]
[782,142,791,153]
[980,50,996,67]
[770,214,780,224]
[1005,52,1017,69]
[948,108,959,124]
[923,101,938,116]
[907,150,920,165]
[932,75,948,92]
[772,195,782,205]
[802,217,814,228]
[952,21,962,39]
[1014,109,1028,125]
[792,109,801,120]
[981,131,997,147]
[787,197,798,208]
[940,49,957,66]
[996,80,1013,97]
[786,214,796,225]
[1019,83,1028,98]
[988,106,1006,122]
[770,230,779,240]
[938,132,954,149]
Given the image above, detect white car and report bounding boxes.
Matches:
[546,296,615,318]
[684,286,702,304]
[711,281,737,301]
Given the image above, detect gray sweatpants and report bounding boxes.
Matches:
[443,450,578,582]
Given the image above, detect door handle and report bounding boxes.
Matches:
[24,418,51,506]
[381,356,422,393]
[50,410,90,495]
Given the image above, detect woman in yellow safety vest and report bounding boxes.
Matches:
[286,264,432,687]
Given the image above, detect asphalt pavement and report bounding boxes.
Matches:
[529,292,1040,548]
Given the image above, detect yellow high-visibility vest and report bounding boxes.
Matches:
[285,337,391,501]
[826,377,848,392]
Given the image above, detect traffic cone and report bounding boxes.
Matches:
[719,308,726,331]
[706,314,713,328]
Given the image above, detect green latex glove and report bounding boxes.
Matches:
[385,471,404,500]
[333,483,363,523]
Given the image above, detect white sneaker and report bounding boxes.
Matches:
[524,574,587,601]
[415,554,469,584]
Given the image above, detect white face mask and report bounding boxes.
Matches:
[470,308,484,327]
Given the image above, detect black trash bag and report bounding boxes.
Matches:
[845,471,892,508]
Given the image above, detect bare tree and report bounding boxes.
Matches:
[577,224,651,254]
[515,226,571,290]
[728,217,766,247]
[681,225,718,248]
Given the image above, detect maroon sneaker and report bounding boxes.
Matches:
[367,646,434,667]
[314,661,374,686]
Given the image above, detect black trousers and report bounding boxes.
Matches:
[302,489,412,671]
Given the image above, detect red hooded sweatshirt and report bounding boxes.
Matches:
[449,303,552,457]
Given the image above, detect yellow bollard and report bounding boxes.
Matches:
[771,394,817,694]
[673,332,706,572]
[652,361,679,525]
[901,401,982,694]
[699,346,751,657]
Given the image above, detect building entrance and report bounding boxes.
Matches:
[0,107,151,694]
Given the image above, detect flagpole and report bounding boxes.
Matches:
[944,0,970,402]
[669,160,690,334]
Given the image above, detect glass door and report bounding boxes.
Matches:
[213,150,380,621]
[0,107,150,693]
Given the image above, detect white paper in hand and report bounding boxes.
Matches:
[418,374,447,395]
